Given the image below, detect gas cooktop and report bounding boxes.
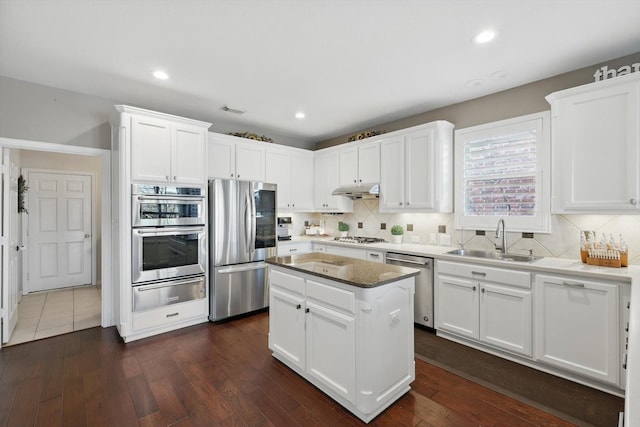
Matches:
[333,236,387,244]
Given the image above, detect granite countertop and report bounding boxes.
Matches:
[266,252,420,288]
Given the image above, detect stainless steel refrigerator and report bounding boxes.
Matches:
[208,179,277,321]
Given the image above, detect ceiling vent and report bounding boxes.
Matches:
[220,105,246,115]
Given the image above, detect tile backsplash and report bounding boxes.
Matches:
[285,199,640,265]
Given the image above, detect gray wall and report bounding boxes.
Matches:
[316,51,640,149]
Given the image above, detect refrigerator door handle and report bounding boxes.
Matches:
[217,262,267,274]
[245,189,252,252]
[250,190,257,253]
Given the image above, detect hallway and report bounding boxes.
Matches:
[6,285,101,346]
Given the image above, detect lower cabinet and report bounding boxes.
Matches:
[534,274,622,386]
[268,266,414,422]
[324,244,385,263]
[435,261,532,357]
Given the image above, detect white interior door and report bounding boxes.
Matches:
[1,149,20,345]
[26,171,92,292]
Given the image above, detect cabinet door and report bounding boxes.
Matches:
[266,149,291,209]
[306,300,356,404]
[269,286,306,371]
[379,136,405,210]
[552,81,640,212]
[480,283,532,357]
[207,136,235,179]
[357,142,380,184]
[337,146,358,186]
[290,151,315,211]
[325,245,366,259]
[131,116,172,182]
[235,143,265,181]
[315,150,351,211]
[534,275,620,385]
[404,128,436,210]
[435,274,479,340]
[173,125,206,185]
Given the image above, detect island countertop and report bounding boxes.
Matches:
[266,252,419,288]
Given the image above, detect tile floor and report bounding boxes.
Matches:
[6,285,101,346]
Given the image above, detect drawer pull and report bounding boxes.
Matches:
[368,253,380,257]
[166,312,179,318]
[471,271,486,277]
[289,248,298,252]
[562,281,585,288]
[167,296,180,303]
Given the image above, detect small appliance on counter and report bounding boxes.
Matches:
[277,216,292,241]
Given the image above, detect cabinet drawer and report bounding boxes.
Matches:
[438,261,530,289]
[277,242,312,257]
[133,298,208,331]
[307,279,355,314]
[133,276,206,312]
[271,268,306,295]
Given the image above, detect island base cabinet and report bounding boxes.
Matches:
[534,274,620,386]
[268,266,415,423]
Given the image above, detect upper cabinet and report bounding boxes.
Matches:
[337,141,380,186]
[546,73,640,213]
[207,132,265,182]
[121,107,210,185]
[266,146,314,212]
[379,121,454,212]
[315,148,353,212]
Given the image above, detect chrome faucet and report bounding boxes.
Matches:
[494,218,506,254]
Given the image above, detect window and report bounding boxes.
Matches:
[454,112,550,232]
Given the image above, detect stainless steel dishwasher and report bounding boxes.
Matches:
[386,252,434,329]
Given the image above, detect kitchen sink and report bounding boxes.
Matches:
[446,248,541,263]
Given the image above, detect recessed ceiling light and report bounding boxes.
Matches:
[490,70,508,80]
[473,29,497,44]
[295,112,306,119]
[152,70,169,80]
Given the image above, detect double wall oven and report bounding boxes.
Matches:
[130,184,207,312]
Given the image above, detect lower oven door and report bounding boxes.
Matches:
[133,276,206,312]
[210,261,268,321]
[132,226,206,284]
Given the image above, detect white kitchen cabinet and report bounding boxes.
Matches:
[380,121,454,213]
[337,141,380,186]
[129,111,208,185]
[268,265,414,422]
[546,73,640,213]
[207,132,265,182]
[277,240,313,256]
[266,147,314,211]
[325,244,384,262]
[534,274,623,386]
[435,260,532,357]
[314,148,353,212]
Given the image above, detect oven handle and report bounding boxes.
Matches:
[135,227,205,235]
[136,195,204,201]
[217,262,267,274]
[135,277,204,291]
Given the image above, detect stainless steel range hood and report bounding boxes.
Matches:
[331,183,380,200]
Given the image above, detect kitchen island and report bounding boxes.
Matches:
[266,253,419,423]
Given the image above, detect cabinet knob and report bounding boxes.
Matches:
[173,176,177,181]
[399,202,403,206]
[165,175,170,181]
[481,288,485,293]
[406,201,410,206]
[296,304,301,310]
[231,174,234,177]
[630,198,637,206]
[472,286,477,291]
[353,179,357,183]
[305,308,310,313]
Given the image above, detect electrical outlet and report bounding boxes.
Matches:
[429,233,437,244]
[411,236,420,243]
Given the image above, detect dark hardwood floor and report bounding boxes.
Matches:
[1,311,581,426]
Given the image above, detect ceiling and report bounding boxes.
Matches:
[1,1,639,149]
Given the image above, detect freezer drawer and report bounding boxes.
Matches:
[133,276,206,312]
[211,262,269,321]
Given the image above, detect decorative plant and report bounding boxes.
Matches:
[338,222,349,232]
[18,175,29,214]
[391,225,404,235]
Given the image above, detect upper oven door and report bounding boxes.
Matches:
[132,194,205,227]
[132,226,206,284]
